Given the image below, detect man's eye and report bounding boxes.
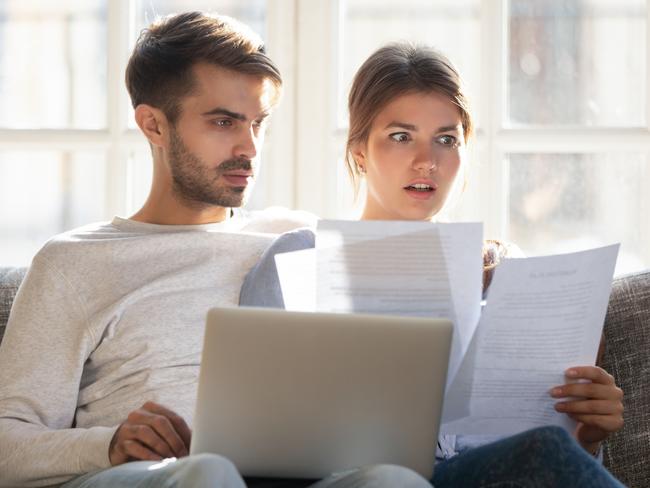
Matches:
[214,119,233,127]
[389,132,410,143]
[437,135,458,146]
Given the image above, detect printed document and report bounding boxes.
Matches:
[275,219,482,385]
[441,244,619,434]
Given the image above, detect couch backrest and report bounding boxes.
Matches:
[601,270,650,487]
[0,267,27,345]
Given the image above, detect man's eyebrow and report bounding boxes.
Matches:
[201,107,272,122]
[201,107,246,121]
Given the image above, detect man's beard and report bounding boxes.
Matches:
[168,128,254,209]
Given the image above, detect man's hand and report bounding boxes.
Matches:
[551,366,624,454]
[109,401,192,465]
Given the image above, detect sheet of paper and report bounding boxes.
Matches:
[441,244,619,435]
[275,248,316,312]
[315,220,483,385]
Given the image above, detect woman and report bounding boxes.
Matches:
[240,43,624,487]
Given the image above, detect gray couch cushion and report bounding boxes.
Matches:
[602,270,650,487]
[0,267,28,345]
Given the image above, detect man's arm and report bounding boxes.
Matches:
[0,254,115,487]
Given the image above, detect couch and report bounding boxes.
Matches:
[1,267,648,487]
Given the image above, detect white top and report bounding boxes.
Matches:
[0,209,314,487]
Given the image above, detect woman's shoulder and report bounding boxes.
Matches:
[482,239,524,266]
[269,227,316,253]
[482,239,524,293]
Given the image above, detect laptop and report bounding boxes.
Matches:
[191,307,452,480]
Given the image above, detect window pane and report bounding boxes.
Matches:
[0,151,108,266]
[0,0,106,129]
[340,0,480,127]
[128,0,267,128]
[507,153,649,275]
[509,0,646,126]
[132,0,265,41]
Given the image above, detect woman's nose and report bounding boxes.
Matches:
[412,154,437,172]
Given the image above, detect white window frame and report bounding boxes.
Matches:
[293,0,650,267]
[1,0,648,267]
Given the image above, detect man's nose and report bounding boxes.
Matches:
[234,127,258,161]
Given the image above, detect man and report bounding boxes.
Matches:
[0,12,429,488]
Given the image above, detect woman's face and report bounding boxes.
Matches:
[354,91,466,221]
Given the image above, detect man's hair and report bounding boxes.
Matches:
[125,11,282,124]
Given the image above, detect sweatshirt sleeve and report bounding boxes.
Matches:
[239,228,316,309]
[0,254,117,487]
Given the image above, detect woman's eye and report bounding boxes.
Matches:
[437,135,458,147]
[389,132,410,143]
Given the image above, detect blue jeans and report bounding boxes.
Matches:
[431,426,625,488]
[61,454,429,488]
[62,427,624,488]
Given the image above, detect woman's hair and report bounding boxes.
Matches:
[125,11,282,124]
[345,42,473,196]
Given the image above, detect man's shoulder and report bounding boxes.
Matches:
[240,207,318,234]
[35,220,123,265]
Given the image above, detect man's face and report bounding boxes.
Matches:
[166,63,277,209]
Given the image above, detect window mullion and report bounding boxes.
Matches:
[106,0,131,219]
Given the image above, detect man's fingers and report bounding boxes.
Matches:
[143,401,192,450]
[126,422,177,459]
[122,439,164,462]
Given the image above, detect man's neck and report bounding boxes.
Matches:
[129,201,232,225]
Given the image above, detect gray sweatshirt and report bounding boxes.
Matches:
[0,211,312,487]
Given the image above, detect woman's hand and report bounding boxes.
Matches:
[551,366,624,455]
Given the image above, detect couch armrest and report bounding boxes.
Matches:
[601,270,650,488]
[0,267,28,345]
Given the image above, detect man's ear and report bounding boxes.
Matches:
[134,104,169,148]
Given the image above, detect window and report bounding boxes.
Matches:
[2,0,649,275]
[295,0,649,275]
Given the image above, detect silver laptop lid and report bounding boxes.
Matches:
[192,307,452,480]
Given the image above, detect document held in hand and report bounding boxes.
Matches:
[275,219,483,387]
[274,220,620,437]
[441,244,619,435]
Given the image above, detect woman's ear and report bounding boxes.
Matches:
[134,104,169,148]
[351,143,367,173]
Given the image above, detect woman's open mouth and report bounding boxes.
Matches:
[404,181,437,200]
[404,183,434,192]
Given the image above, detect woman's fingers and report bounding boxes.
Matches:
[563,366,615,385]
[567,413,624,433]
[554,399,623,415]
[550,382,623,401]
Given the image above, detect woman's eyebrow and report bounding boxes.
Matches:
[384,122,417,131]
[383,122,463,132]
[436,124,463,133]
